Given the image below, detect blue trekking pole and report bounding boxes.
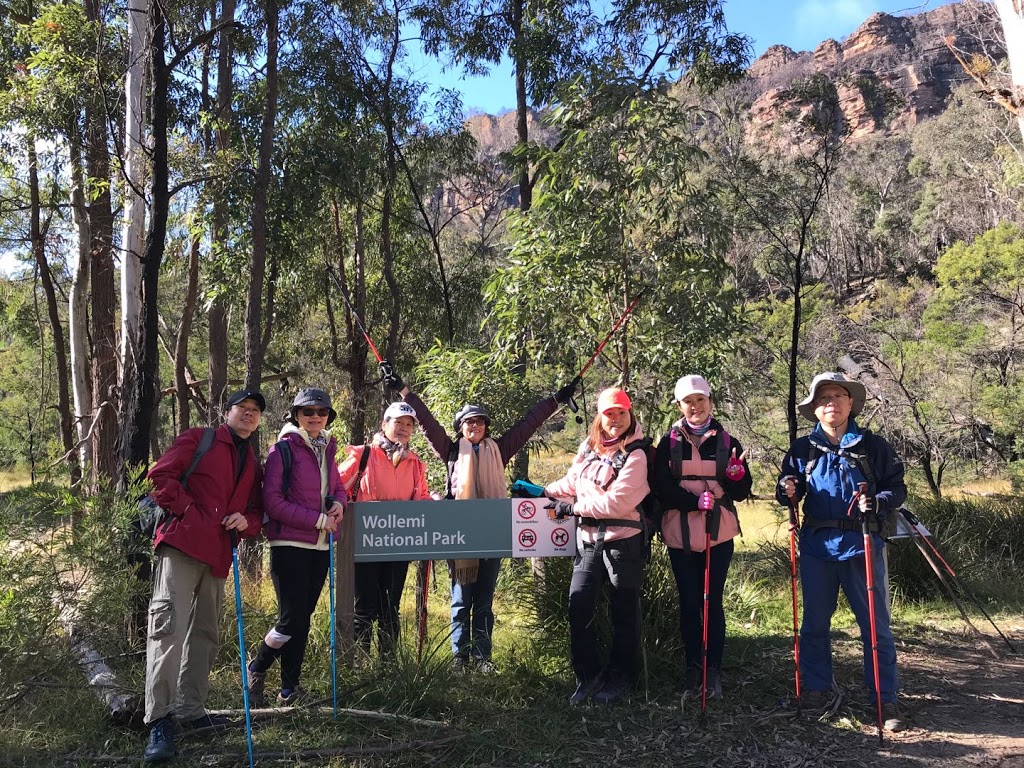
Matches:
[230,531,256,768]
[329,531,337,719]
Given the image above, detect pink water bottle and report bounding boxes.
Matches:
[699,491,715,511]
[725,457,745,481]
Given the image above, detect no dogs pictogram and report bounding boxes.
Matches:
[518,528,537,548]
[551,528,570,547]
[518,501,537,519]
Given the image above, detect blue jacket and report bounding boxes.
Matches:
[776,419,906,561]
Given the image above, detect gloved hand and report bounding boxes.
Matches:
[781,475,798,500]
[698,491,715,511]
[545,499,575,520]
[553,376,582,407]
[858,492,876,517]
[380,360,405,391]
[725,448,746,481]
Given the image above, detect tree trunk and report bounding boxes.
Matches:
[511,0,531,212]
[175,236,201,429]
[27,139,81,487]
[120,0,170,478]
[83,0,120,486]
[243,0,279,392]
[120,0,147,432]
[994,0,1024,144]
[68,131,93,477]
[208,0,236,422]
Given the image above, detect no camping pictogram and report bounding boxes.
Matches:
[518,501,537,519]
[551,527,570,547]
[518,528,537,548]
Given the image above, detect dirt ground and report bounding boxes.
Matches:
[640,621,1024,768]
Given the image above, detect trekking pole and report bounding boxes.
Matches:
[326,267,384,363]
[785,491,802,713]
[230,531,256,768]
[576,293,643,379]
[417,559,432,663]
[858,483,884,744]
[900,509,1016,654]
[329,531,337,720]
[698,490,714,717]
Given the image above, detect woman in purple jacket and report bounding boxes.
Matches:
[247,388,345,706]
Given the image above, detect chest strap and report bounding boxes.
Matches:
[803,516,880,534]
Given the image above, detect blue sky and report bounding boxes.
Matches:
[406,0,957,117]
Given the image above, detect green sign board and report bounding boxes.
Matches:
[352,499,512,562]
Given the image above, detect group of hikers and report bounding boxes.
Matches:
[138,364,907,763]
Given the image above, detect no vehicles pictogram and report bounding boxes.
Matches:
[518,528,537,548]
[518,501,537,519]
[551,528,569,547]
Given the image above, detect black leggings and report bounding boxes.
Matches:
[353,560,410,655]
[250,545,330,690]
[668,538,734,670]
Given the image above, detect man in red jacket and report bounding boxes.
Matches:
[142,389,265,764]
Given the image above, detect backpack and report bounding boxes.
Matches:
[134,427,216,539]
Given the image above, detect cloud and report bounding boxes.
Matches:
[792,0,874,45]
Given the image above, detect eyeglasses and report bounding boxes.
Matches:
[462,417,486,427]
[815,393,850,405]
[300,407,330,417]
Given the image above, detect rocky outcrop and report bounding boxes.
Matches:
[745,1,997,142]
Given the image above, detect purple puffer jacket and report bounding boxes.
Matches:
[263,425,345,546]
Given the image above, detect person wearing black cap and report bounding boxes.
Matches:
[379,360,580,673]
[142,390,265,763]
[776,372,907,731]
[247,388,346,707]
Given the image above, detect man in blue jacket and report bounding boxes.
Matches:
[777,372,907,731]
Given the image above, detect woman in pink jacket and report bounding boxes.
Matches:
[340,401,431,659]
[545,387,650,706]
[248,388,345,706]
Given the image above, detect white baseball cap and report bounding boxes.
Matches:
[383,401,418,423]
[674,375,712,402]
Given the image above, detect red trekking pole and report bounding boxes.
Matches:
[786,490,802,713]
[859,481,884,743]
[698,490,715,716]
[326,267,384,363]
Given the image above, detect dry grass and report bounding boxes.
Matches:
[0,468,34,493]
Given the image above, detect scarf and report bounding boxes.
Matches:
[685,415,714,437]
[374,431,410,467]
[451,437,505,585]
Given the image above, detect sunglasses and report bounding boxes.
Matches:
[300,407,330,417]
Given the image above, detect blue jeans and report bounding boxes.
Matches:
[450,557,501,660]
[800,547,898,702]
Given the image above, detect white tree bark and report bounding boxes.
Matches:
[68,139,93,470]
[120,0,147,382]
[994,0,1024,142]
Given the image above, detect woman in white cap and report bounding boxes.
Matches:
[249,388,346,706]
[545,387,650,705]
[776,372,907,731]
[651,375,751,701]
[339,401,432,659]
[379,360,580,672]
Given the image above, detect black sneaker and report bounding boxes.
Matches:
[276,685,307,706]
[593,674,629,705]
[881,701,907,732]
[143,716,175,763]
[181,712,233,730]
[680,665,702,700]
[706,667,723,700]
[568,676,602,705]
[800,689,836,719]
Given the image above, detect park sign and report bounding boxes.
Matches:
[352,498,576,561]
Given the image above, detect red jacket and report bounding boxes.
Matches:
[148,424,263,578]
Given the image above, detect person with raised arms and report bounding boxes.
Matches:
[381,360,579,673]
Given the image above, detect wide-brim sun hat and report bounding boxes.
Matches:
[290,387,337,426]
[596,387,632,414]
[674,375,712,402]
[797,372,866,423]
[383,401,418,424]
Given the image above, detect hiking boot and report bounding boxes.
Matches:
[800,689,834,718]
[593,674,629,705]
[451,655,470,674]
[881,702,907,732]
[143,716,175,763]
[680,665,702,700]
[473,658,497,675]
[568,677,602,706]
[246,664,266,708]
[181,712,233,731]
[276,685,306,706]
[706,667,723,701]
